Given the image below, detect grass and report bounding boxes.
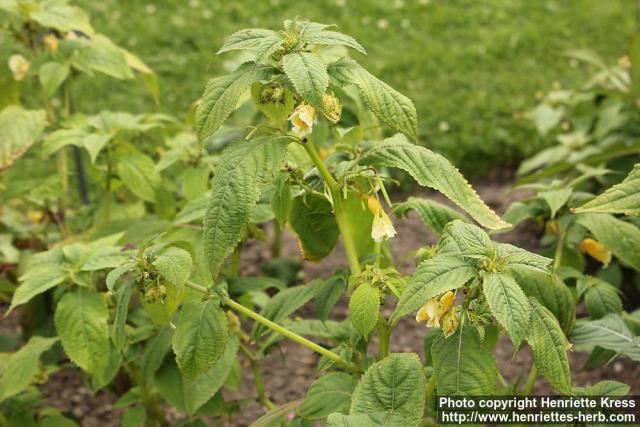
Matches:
[75,0,636,175]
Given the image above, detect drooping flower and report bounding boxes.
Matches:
[416,290,456,329]
[367,197,397,242]
[322,92,342,123]
[288,103,316,138]
[579,238,612,267]
[8,54,30,81]
[440,310,459,337]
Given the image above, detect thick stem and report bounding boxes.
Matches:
[302,141,361,275]
[377,315,390,359]
[522,365,538,395]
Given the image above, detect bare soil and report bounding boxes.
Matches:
[3,178,640,426]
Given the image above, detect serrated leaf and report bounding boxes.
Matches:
[251,280,323,338]
[297,372,355,419]
[316,272,347,321]
[9,263,66,313]
[573,380,630,396]
[0,336,58,402]
[157,335,238,415]
[39,62,69,98]
[391,255,475,324]
[577,213,640,271]
[106,261,137,292]
[0,106,47,171]
[195,64,275,141]
[329,59,417,140]
[327,413,391,427]
[393,197,466,235]
[172,299,228,378]
[41,127,87,156]
[432,326,497,395]
[270,171,291,227]
[582,277,622,319]
[303,30,366,54]
[54,289,111,374]
[72,35,133,80]
[360,136,508,229]
[436,220,494,259]
[539,188,572,217]
[111,281,135,351]
[117,153,160,202]
[217,28,278,54]
[483,272,530,346]
[282,52,328,110]
[574,164,640,216]
[496,243,552,274]
[526,298,571,394]
[152,246,193,288]
[572,314,640,361]
[140,327,173,386]
[289,193,339,261]
[349,283,380,337]
[204,136,292,276]
[350,353,425,427]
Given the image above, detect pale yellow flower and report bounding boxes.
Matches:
[288,103,316,138]
[322,92,342,123]
[367,197,396,242]
[580,238,612,267]
[43,34,58,54]
[8,54,30,81]
[416,290,456,329]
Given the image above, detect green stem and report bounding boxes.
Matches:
[302,141,361,275]
[522,365,537,395]
[377,315,390,359]
[184,282,360,373]
[424,374,437,405]
[125,363,169,427]
[239,344,275,410]
[553,231,566,272]
[271,224,283,258]
[229,248,241,276]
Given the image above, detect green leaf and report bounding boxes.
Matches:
[496,243,552,274]
[83,132,112,164]
[9,263,66,313]
[72,35,133,80]
[41,127,87,156]
[106,261,137,292]
[111,281,135,351]
[573,380,630,396]
[630,32,640,95]
[181,166,210,200]
[349,283,380,337]
[393,197,466,235]
[297,372,355,419]
[511,270,575,334]
[0,336,58,402]
[251,82,296,123]
[303,30,366,54]
[172,299,228,378]
[329,59,417,140]
[39,62,69,98]
[582,277,622,319]
[270,172,291,227]
[30,0,94,36]
[251,280,323,338]
[289,193,339,261]
[140,280,185,325]
[282,52,329,110]
[0,106,47,171]
[526,298,571,394]
[436,220,494,259]
[315,272,347,322]
[431,326,497,395]
[572,314,640,361]
[204,136,292,275]
[140,327,173,386]
[117,153,160,202]
[54,289,111,374]
[360,136,508,229]
[350,353,425,427]
[539,188,572,217]
[391,255,475,324]
[217,28,278,54]
[121,407,146,427]
[152,246,193,288]
[195,64,275,141]
[574,164,640,216]
[157,335,239,415]
[577,213,640,271]
[326,413,396,427]
[483,272,530,346]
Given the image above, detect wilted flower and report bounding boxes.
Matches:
[8,54,30,81]
[367,197,396,242]
[416,290,455,329]
[288,103,316,138]
[440,309,459,337]
[580,238,612,267]
[322,92,342,123]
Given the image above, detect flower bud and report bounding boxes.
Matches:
[8,54,30,81]
[579,238,612,267]
[322,92,342,123]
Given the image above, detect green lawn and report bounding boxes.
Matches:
[76,0,635,175]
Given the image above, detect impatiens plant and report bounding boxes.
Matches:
[0,10,634,426]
